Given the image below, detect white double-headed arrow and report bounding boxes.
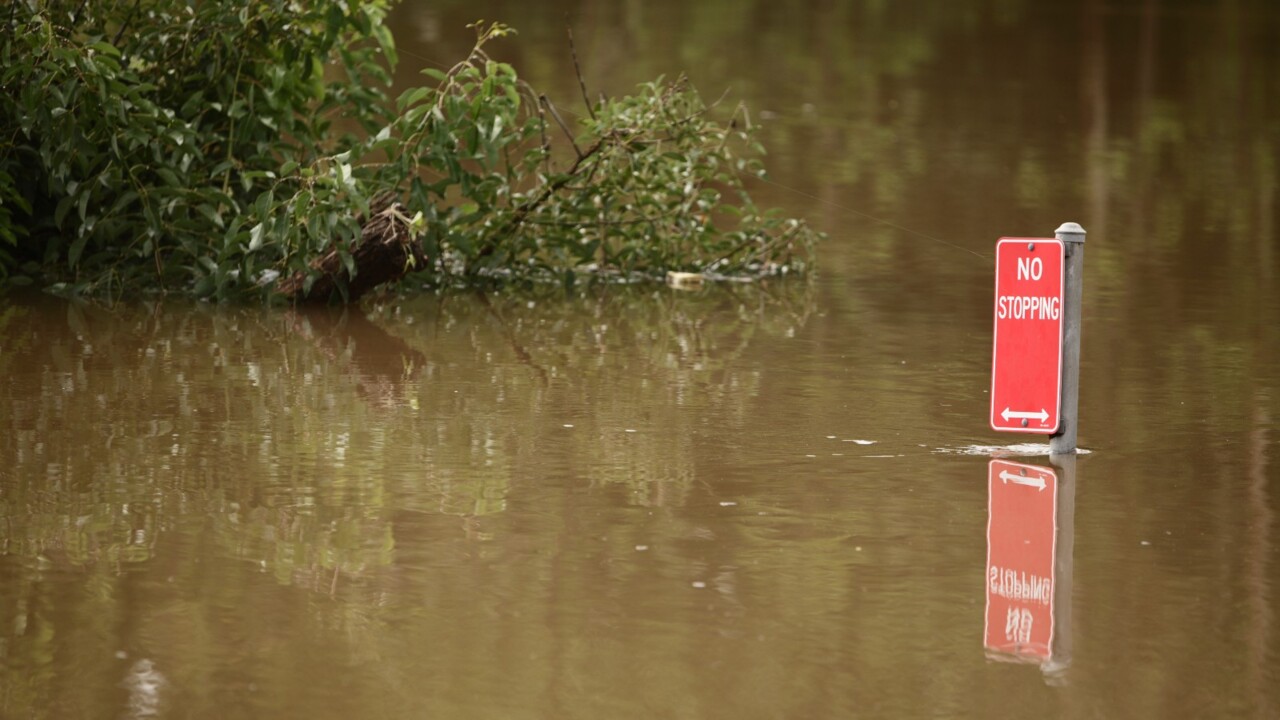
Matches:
[1001,407,1049,423]
[999,470,1047,491]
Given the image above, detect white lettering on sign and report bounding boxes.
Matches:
[1017,256,1044,281]
[988,566,1053,605]
[995,295,1061,321]
[1005,607,1034,645]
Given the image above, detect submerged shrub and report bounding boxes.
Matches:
[0,4,819,300]
[1,0,395,296]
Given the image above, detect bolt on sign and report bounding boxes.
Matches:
[990,238,1065,433]
[984,459,1058,662]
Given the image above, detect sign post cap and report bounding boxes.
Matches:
[1054,222,1086,242]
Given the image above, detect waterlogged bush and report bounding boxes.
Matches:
[0,3,819,300]
[0,0,395,296]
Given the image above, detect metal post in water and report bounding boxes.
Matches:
[1043,453,1077,684]
[1050,222,1086,455]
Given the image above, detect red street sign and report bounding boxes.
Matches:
[990,238,1064,433]
[984,460,1057,662]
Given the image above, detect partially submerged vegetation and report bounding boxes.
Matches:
[0,1,820,301]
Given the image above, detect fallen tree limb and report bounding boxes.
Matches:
[277,197,427,303]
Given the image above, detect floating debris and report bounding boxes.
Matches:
[666,271,705,289]
[937,443,1093,457]
[691,581,707,589]
[719,501,737,507]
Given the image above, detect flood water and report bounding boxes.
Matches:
[3,1,1278,717]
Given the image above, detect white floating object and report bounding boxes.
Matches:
[719,501,737,507]
[666,271,704,289]
[843,439,876,445]
[624,428,637,433]
[563,424,574,428]
[691,581,707,589]
[635,545,649,552]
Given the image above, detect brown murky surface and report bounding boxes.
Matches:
[2,1,1278,717]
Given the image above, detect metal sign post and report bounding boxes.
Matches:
[1043,452,1077,684]
[1049,223,1086,455]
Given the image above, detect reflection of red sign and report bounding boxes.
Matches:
[990,238,1064,433]
[984,460,1057,661]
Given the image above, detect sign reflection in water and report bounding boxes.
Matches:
[984,457,1076,681]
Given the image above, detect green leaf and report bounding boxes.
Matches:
[54,196,74,230]
[77,191,91,222]
[108,190,138,217]
[248,222,265,252]
[397,86,432,110]
[89,41,121,58]
[196,203,224,229]
[372,23,397,69]
[68,232,89,268]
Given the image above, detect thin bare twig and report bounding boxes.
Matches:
[517,79,552,176]
[474,291,549,384]
[470,134,612,269]
[112,0,142,47]
[540,95,583,159]
[566,23,596,121]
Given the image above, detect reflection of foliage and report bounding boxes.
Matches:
[0,282,813,573]
[0,301,30,378]
[0,286,820,716]
[214,504,395,591]
[0,284,823,717]
[369,281,815,505]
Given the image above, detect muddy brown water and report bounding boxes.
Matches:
[2,1,1278,717]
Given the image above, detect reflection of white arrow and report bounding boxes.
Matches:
[1001,407,1049,423]
[999,470,1047,491]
